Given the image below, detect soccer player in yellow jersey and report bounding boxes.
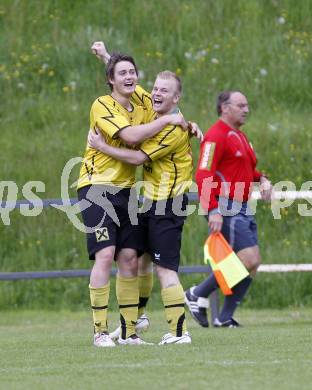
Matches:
[78,51,188,347]
[88,70,195,344]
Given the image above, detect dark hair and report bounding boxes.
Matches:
[156,70,182,94]
[216,90,246,116]
[216,91,233,116]
[106,52,138,91]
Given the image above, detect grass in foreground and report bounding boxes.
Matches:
[0,309,311,390]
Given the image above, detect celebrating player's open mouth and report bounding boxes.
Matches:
[151,76,180,115]
[123,80,135,91]
[152,97,163,109]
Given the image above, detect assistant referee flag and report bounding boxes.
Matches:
[204,232,249,295]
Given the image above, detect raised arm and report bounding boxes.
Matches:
[90,41,190,143]
[88,129,148,166]
[91,41,111,64]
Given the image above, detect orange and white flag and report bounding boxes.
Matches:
[204,232,249,295]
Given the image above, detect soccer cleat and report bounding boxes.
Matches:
[109,326,121,341]
[93,332,116,347]
[158,331,192,345]
[213,317,240,328]
[135,313,150,334]
[185,287,209,327]
[118,334,154,345]
[109,313,150,341]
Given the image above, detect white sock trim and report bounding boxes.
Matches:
[197,297,209,308]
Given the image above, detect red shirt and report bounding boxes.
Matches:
[196,119,262,212]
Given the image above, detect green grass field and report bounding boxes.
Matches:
[1,309,311,390]
[1,0,312,309]
[1,2,311,386]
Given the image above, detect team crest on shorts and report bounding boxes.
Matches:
[95,227,110,242]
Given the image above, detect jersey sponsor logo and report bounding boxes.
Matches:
[154,253,160,260]
[235,150,243,157]
[199,142,215,170]
[95,227,110,242]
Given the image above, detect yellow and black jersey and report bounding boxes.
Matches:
[131,85,156,124]
[140,125,193,200]
[77,86,155,190]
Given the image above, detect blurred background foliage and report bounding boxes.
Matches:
[1,0,312,309]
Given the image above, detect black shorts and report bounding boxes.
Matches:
[77,185,142,260]
[139,195,188,272]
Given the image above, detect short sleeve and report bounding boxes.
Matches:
[91,97,130,138]
[131,85,156,124]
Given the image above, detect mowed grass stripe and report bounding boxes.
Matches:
[0,309,311,390]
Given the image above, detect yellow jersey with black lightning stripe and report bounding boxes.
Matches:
[77,86,156,190]
[140,124,193,200]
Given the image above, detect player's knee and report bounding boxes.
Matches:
[94,247,115,270]
[155,265,179,288]
[118,256,138,271]
[155,265,165,280]
[117,250,138,276]
[138,253,153,274]
[250,248,261,268]
[253,253,261,268]
[250,254,261,275]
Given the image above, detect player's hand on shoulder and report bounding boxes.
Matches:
[208,212,223,233]
[168,112,188,130]
[88,127,107,152]
[259,176,273,202]
[187,121,203,142]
